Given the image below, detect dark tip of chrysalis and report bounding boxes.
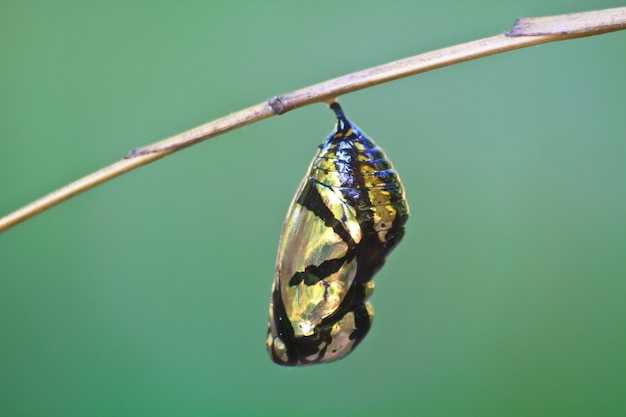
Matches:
[329,102,351,134]
[329,102,345,119]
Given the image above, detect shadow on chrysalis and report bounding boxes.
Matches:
[267,102,409,366]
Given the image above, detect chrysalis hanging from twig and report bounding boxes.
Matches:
[267,102,409,366]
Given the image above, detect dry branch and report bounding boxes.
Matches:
[0,7,624,234]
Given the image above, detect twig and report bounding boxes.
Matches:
[1,7,624,234]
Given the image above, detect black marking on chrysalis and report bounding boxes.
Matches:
[267,102,409,366]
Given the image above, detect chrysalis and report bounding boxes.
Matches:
[267,102,409,366]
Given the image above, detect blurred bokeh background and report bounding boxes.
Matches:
[1,1,625,416]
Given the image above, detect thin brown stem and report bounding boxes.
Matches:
[1,7,624,234]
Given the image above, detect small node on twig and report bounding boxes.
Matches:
[268,96,286,115]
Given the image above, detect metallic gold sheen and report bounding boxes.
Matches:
[285,256,357,337]
[267,103,409,366]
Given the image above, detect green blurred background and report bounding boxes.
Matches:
[1,1,625,416]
